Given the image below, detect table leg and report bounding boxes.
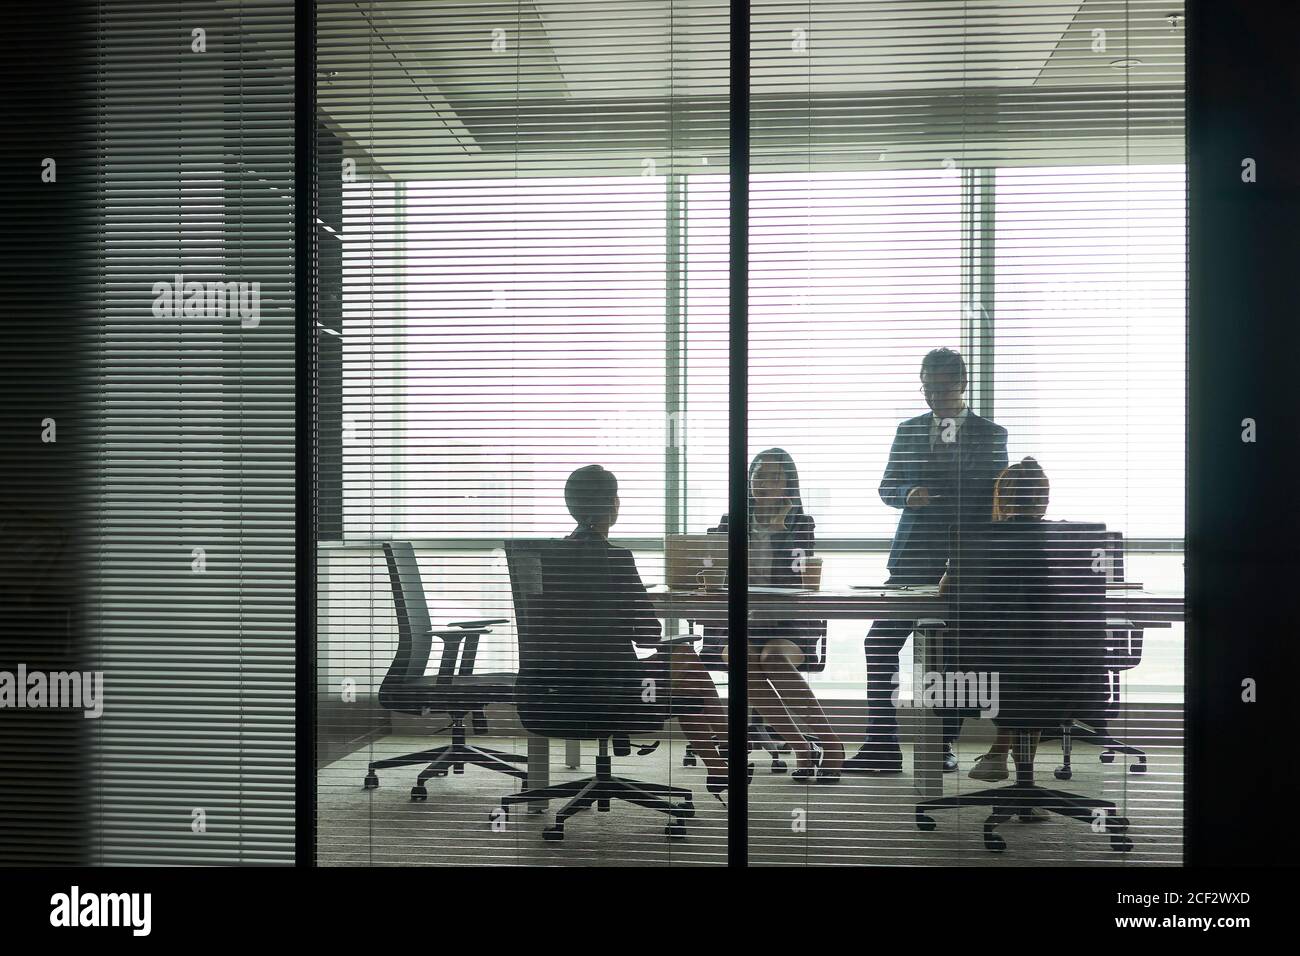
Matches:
[913,623,946,799]
[526,735,549,812]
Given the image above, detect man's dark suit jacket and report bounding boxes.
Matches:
[879,410,1008,576]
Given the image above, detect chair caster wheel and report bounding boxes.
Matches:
[771,759,787,774]
[453,764,465,775]
[665,821,687,840]
[410,785,428,801]
[682,753,697,768]
[363,772,379,790]
[983,829,1006,853]
[542,825,564,842]
[597,798,611,813]
[1130,761,1148,774]
[1054,766,1072,781]
[1108,815,1130,834]
[429,769,448,778]
[916,813,936,832]
[1111,835,1134,853]
[673,801,695,819]
[1099,752,1116,764]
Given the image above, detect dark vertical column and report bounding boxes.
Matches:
[317,124,344,544]
[296,0,319,867]
[728,0,749,866]
[1187,0,1300,864]
[0,3,96,864]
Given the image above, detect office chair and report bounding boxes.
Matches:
[362,541,527,800]
[499,539,695,842]
[1047,530,1148,779]
[915,522,1134,854]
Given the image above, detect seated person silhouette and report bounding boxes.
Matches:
[939,456,1078,821]
[704,448,844,781]
[559,464,738,801]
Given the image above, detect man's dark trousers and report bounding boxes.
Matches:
[863,571,963,759]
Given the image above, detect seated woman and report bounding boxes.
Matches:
[940,456,1052,816]
[706,449,845,782]
[562,465,740,801]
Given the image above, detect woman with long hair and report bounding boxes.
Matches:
[707,448,846,782]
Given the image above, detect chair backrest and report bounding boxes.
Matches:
[948,520,1108,726]
[1102,530,1125,586]
[381,541,436,686]
[505,537,662,738]
[1101,530,1144,675]
[800,631,829,674]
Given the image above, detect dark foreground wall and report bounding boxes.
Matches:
[1187,0,1300,864]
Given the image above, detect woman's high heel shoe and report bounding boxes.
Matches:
[815,739,844,784]
[791,739,823,781]
[793,737,844,784]
[706,763,755,803]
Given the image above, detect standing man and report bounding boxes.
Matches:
[844,348,1007,774]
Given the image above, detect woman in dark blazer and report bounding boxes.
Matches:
[707,449,844,781]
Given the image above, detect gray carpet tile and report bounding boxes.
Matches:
[319,735,1182,866]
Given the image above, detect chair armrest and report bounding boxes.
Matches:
[915,618,948,629]
[448,618,508,629]
[635,633,698,648]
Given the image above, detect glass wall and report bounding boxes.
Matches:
[316,0,732,865]
[316,0,1185,866]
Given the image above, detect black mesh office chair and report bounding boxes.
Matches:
[362,541,527,800]
[915,521,1133,853]
[500,538,695,842]
[1047,530,1148,779]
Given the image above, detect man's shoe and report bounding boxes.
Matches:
[968,751,1009,782]
[843,745,903,775]
[942,745,958,773]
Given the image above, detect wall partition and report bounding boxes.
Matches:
[315,0,733,865]
[745,0,1184,865]
[315,0,1185,867]
[91,0,297,865]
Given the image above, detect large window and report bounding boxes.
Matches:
[342,164,1185,697]
[995,165,1186,541]
[318,0,1185,869]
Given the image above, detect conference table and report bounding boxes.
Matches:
[522,585,1184,802]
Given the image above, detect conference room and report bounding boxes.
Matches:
[313,0,1186,867]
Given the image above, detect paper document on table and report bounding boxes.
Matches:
[849,584,939,593]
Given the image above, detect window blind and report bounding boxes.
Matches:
[315,0,1185,868]
[748,0,1183,864]
[0,5,98,865]
[315,0,733,865]
[89,0,297,864]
